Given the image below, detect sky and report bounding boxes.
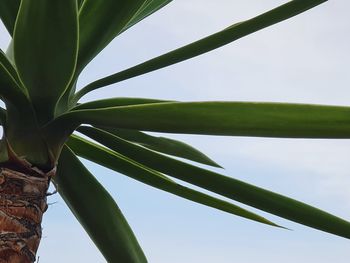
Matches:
[1,1,350,262]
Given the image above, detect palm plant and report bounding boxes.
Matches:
[0,0,349,262]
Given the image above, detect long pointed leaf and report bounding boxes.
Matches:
[72,97,220,167]
[77,0,146,73]
[0,60,51,166]
[67,135,279,227]
[63,0,172,108]
[0,107,6,125]
[56,146,147,263]
[0,50,20,85]
[0,59,29,109]
[61,0,147,106]
[97,127,221,167]
[0,0,20,36]
[74,97,170,110]
[121,0,172,33]
[67,134,350,239]
[58,102,350,139]
[14,0,78,122]
[79,126,220,171]
[75,0,327,100]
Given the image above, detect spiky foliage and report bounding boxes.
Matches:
[0,0,349,262]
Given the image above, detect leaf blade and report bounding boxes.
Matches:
[97,127,221,167]
[0,0,20,36]
[77,0,84,8]
[0,59,29,109]
[121,0,172,33]
[0,49,22,90]
[0,107,6,125]
[67,135,280,227]
[74,97,170,110]
[62,101,350,139]
[77,0,146,73]
[56,146,147,263]
[67,134,350,239]
[14,0,78,122]
[75,0,327,100]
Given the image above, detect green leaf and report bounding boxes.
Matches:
[0,60,50,167]
[0,57,53,167]
[77,0,146,73]
[0,107,6,125]
[74,97,170,110]
[58,101,350,139]
[75,0,327,100]
[13,0,78,123]
[0,59,29,109]
[0,0,20,36]
[67,135,350,239]
[79,126,219,170]
[97,127,221,167]
[77,0,84,8]
[67,135,280,227]
[56,146,147,263]
[46,97,171,148]
[0,49,22,90]
[5,40,15,64]
[121,0,172,33]
[66,1,172,107]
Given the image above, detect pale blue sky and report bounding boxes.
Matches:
[1,1,350,262]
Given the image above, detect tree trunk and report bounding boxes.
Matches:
[0,161,53,263]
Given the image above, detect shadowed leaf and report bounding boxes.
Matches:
[57,101,350,139]
[56,146,147,263]
[75,0,327,100]
[14,0,78,122]
[0,107,6,125]
[67,135,280,227]
[74,97,170,110]
[121,0,172,33]
[77,0,146,73]
[0,0,20,36]
[96,126,221,167]
[67,134,350,239]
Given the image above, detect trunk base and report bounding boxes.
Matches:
[0,164,53,263]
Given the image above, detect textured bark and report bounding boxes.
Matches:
[0,163,53,263]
